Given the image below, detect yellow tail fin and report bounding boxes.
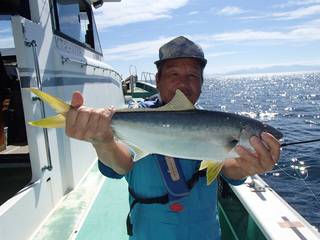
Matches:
[30,88,70,113]
[28,114,66,128]
[28,88,70,128]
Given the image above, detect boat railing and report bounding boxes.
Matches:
[61,56,123,82]
[140,71,156,85]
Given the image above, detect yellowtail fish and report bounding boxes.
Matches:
[28,88,282,185]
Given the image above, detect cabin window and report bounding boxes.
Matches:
[54,0,102,53]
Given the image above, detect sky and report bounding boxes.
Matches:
[0,0,320,76]
[94,0,320,76]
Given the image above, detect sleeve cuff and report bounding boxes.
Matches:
[220,173,246,186]
[98,160,124,179]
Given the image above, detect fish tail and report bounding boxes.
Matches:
[28,114,66,128]
[28,88,70,128]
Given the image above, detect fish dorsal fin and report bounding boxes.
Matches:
[116,89,195,113]
[158,89,195,111]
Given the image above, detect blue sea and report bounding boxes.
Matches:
[200,72,320,230]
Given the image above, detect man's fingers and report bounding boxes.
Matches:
[71,91,84,108]
[250,136,273,169]
[70,107,90,139]
[65,108,78,135]
[65,98,116,143]
[261,132,281,163]
[98,108,113,129]
[235,145,262,175]
[84,109,104,138]
[66,91,85,136]
[66,107,91,138]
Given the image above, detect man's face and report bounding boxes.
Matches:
[156,58,202,104]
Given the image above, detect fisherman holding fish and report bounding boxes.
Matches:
[32,36,281,239]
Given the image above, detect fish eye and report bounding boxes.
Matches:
[230,139,239,145]
[225,138,239,151]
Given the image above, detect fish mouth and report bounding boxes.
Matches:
[262,124,283,140]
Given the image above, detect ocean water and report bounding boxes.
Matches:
[199,72,320,230]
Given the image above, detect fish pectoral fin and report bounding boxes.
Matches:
[120,140,149,162]
[200,160,223,186]
[30,88,70,114]
[199,160,210,170]
[131,145,149,162]
[158,89,195,111]
[28,114,66,128]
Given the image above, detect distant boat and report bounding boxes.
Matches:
[0,1,319,239]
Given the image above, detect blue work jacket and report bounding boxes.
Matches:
[98,97,245,240]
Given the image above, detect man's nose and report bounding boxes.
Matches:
[176,82,188,92]
[176,77,188,87]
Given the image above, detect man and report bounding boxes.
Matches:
[66,36,280,239]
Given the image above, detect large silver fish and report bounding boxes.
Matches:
[28,88,282,163]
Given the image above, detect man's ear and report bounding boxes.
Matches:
[155,72,160,89]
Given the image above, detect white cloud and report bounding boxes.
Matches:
[102,20,320,62]
[94,0,188,29]
[203,20,320,43]
[216,6,245,16]
[186,20,205,24]
[238,4,320,21]
[205,51,238,58]
[239,15,267,20]
[273,0,320,9]
[207,30,285,42]
[188,11,199,16]
[272,5,320,20]
[103,36,174,61]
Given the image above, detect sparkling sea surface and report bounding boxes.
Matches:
[199,72,320,230]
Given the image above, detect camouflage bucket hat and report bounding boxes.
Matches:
[154,36,207,68]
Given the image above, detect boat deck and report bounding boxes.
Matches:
[31,162,129,240]
[29,160,320,240]
[76,175,128,240]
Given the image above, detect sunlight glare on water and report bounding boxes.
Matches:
[200,72,320,229]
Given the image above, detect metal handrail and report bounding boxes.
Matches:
[61,56,123,82]
[26,40,53,171]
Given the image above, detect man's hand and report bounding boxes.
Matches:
[65,91,133,175]
[221,132,281,180]
[65,91,115,145]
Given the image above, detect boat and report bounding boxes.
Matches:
[0,0,319,239]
